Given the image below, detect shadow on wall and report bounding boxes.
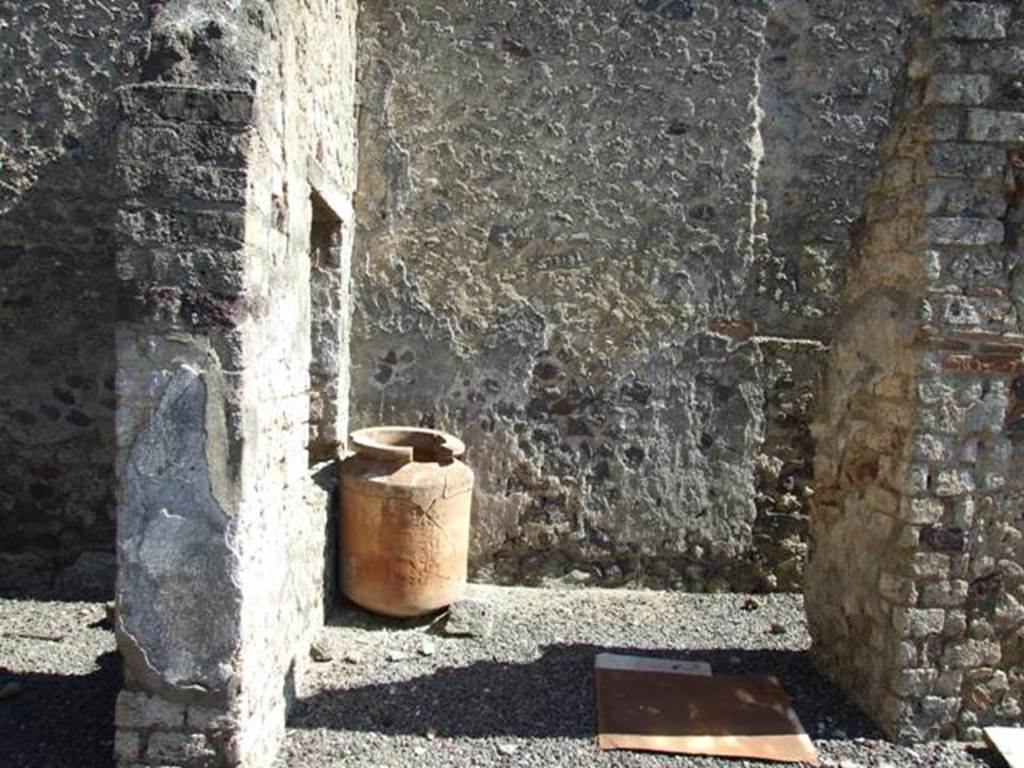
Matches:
[0,650,120,768]
[0,116,122,599]
[312,459,341,618]
[0,0,149,598]
[287,643,881,741]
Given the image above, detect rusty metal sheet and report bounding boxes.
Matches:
[596,669,819,765]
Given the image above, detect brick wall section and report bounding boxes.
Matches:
[807,0,1024,742]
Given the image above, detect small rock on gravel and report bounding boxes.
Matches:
[309,638,334,662]
[419,637,436,656]
[443,597,494,638]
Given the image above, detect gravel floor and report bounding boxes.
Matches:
[280,586,997,768]
[0,596,117,768]
[0,587,1001,768]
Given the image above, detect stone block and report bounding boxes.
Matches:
[925,182,1008,218]
[893,607,946,638]
[962,387,1003,436]
[925,74,992,105]
[966,109,1024,142]
[944,610,968,639]
[147,732,217,764]
[935,669,964,697]
[920,695,959,724]
[913,434,956,462]
[951,498,975,527]
[114,730,141,762]
[995,592,1024,632]
[935,2,1011,40]
[943,639,1002,668]
[927,143,1006,179]
[891,668,938,697]
[974,44,1024,75]
[115,691,185,730]
[920,579,969,607]
[969,617,996,640]
[926,217,1004,246]
[934,468,975,497]
[898,524,922,549]
[980,471,1006,490]
[119,84,255,126]
[911,552,952,579]
[186,704,236,731]
[905,498,944,525]
[927,107,964,141]
[894,640,919,666]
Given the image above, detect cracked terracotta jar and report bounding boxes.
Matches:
[338,426,474,617]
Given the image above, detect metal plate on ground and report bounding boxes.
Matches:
[595,653,711,676]
[986,727,1024,768]
[596,670,819,765]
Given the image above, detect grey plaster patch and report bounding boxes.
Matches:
[117,363,240,700]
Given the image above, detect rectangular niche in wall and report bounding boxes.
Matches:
[308,190,345,462]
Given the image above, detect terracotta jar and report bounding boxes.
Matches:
[338,426,474,617]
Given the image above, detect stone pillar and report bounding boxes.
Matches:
[113,83,255,767]
[110,0,358,763]
[807,0,1024,742]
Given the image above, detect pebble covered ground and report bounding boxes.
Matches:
[0,596,117,767]
[279,586,997,768]
[0,587,1001,768]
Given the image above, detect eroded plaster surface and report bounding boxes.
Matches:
[351,0,911,589]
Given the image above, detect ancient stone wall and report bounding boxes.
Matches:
[351,0,911,589]
[0,0,148,595]
[111,1,358,766]
[0,0,930,594]
[807,0,1024,742]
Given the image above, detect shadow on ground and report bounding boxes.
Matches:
[287,643,882,742]
[0,650,120,768]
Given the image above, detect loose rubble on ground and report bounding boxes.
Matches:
[0,587,1005,767]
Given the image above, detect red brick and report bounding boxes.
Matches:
[942,353,1024,374]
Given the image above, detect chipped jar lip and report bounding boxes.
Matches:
[350,426,466,464]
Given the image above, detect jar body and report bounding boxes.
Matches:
[338,428,473,617]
